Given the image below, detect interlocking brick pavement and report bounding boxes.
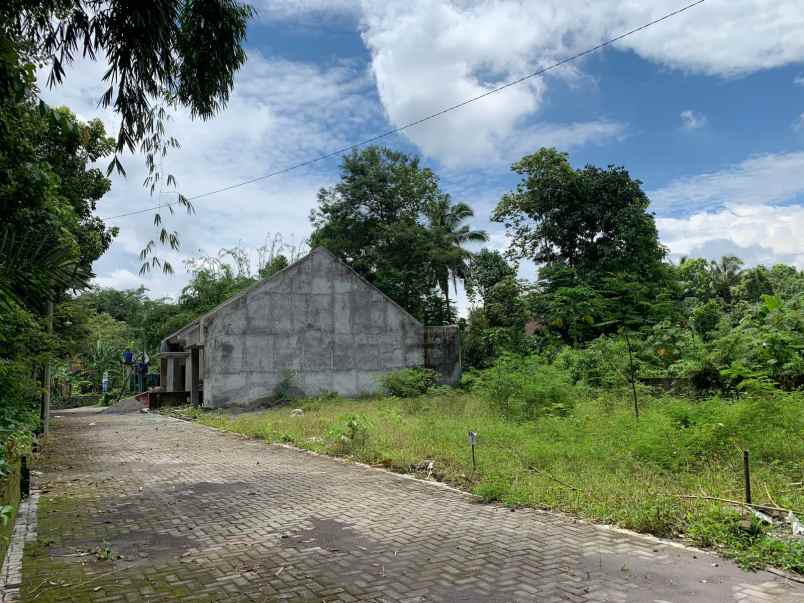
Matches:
[19,408,804,602]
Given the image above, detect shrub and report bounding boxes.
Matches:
[326,413,371,455]
[274,369,299,401]
[301,390,343,412]
[464,354,579,420]
[553,337,630,388]
[691,299,723,341]
[380,368,438,398]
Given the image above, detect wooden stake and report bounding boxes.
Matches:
[743,450,752,505]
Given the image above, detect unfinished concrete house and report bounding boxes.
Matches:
[159,247,460,408]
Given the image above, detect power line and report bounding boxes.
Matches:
[103,0,707,222]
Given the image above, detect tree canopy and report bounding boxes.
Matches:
[311,146,485,323]
[491,148,671,343]
[493,147,667,280]
[2,0,255,276]
[0,102,117,310]
[4,0,253,172]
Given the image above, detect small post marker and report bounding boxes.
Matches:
[468,431,478,472]
[743,450,752,505]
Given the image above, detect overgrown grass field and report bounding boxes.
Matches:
[168,386,804,574]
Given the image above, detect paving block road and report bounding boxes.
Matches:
[15,408,804,602]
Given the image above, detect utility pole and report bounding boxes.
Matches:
[41,299,53,435]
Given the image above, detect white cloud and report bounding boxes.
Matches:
[648,151,804,215]
[93,269,180,300]
[795,75,804,87]
[612,1,804,77]
[652,151,804,268]
[680,109,706,130]
[360,1,628,166]
[38,50,381,299]
[794,113,804,132]
[657,205,804,269]
[358,1,804,166]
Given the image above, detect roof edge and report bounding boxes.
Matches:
[161,246,433,345]
[161,248,318,345]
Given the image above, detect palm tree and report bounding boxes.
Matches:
[709,255,743,302]
[424,196,488,321]
[0,225,92,313]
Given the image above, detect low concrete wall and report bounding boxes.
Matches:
[203,248,425,407]
[424,326,461,385]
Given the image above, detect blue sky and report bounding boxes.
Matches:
[38,0,804,306]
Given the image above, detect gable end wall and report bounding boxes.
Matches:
[203,248,424,407]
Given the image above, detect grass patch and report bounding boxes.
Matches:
[166,389,804,574]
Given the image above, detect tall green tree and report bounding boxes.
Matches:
[676,257,715,303]
[709,255,743,303]
[492,148,670,342]
[4,0,253,173]
[465,249,517,307]
[3,0,254,273]
[1,106,117,310]
[732,265,773,304]
[424,197,487,317]
[493,147,667,279]
[0,60,118,433]
[310,147,447,321]
[768,264,804,300]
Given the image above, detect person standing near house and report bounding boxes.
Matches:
[137,352,150,392]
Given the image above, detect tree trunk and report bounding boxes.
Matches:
[442,276,450,324]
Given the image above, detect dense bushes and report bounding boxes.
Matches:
[460,225,803,397]
[462,354,579,419]
[0,357,40,464]
[553,337,630,387]
[380,368,438,398]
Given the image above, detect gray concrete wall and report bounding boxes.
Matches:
[424,326,461,385]
[202,248,424,408]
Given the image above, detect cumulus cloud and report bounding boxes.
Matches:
[360,2,630,166]
[357,1,804,166]
[646,151,804,270]
[648,151,804,215]
[680,109,707,130]
[612,1,804,76]
[657,205,804,268]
